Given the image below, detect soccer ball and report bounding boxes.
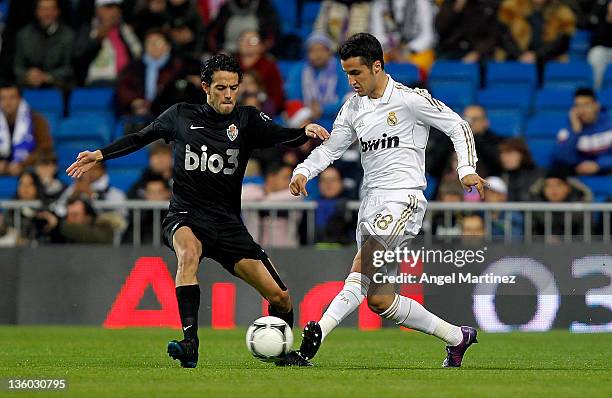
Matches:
[245,316,293,361]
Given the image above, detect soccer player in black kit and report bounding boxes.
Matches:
[66,54,329,368]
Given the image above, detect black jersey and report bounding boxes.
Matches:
[100,103,308,215]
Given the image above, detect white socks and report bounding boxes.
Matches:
[319,272,370,340]
[380,294,463,346]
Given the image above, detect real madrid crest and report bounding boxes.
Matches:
[227,123,239,141]
[387,112,398,126]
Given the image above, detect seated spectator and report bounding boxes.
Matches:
[74,0,142,86]
[242,162,302,247]
[370,0,437,71]
[14,0,75,89]
[0,212,21,247]
[315,166,354,245]
[0,84,53,176]
[286,33,351,123]
[123,174,170,244]
[498,0,576,64]
[127,142,173,198]
[314,1,371,49]
[238,71,276,117]
[436,0,512,62]
[587,1,612,90]
[166,0,207,60]
[529,169,592,235]
[484,176,524,238]
[426,104,503,180]
[430,180,465,237]
[33,151,66,202]
[461,213,485,243]
[36,196,124,243]
[5,170,45,242]
[117,29,182,117]
[499,137,543,201]
[55,162,126,217]
[152,57,205,115]
[207,0,280,53]
[132,0,171,41]
[553,88,612,176]
[236,30,284,115]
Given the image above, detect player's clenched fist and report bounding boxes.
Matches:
[305,123,330,141]
[461,173,487,199]
[289,174,308,197]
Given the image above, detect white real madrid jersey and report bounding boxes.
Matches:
[293,75,478,192]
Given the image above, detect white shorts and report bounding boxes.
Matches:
[356,189,427,251]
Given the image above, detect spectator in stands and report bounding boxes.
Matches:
[314,1,371,49]
[0,212,21,247]
[36,196,123,243]
[426,105,502,180]
[236,29,284,115]
[152,57,205,116]
[123,174,170,243]
[73,0,142,86]
[117,29,182,117]
[55,162,126,217]
[242,162,302,247]
[530,169,592,235]
[587,0,612,90]
[132,0,171,41]
[14,0,75,89]
[0,84,53,176]
[34,151,66,202]
[6,170,45,242]
[499,137,543,202]
[237,71,276,117]
[208,0,280,53]
[484,176,524,238]
[286,32,351,124]
[166,0,207,60]
[436,0,512,62]
[370,0,437,71]
[498,0,576,64]
[553,88,612,176]
[315,166,353,245]
[127,142,173,198]
[430,180,464,237]
[461,213,485,243]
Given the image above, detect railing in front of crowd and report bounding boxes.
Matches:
[1,200,611,247]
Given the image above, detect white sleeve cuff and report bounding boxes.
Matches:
[457,165,476,181]
[292,167,311,181]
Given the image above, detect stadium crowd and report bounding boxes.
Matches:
[0,0,610,247]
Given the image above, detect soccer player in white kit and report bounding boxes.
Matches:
[289,33,486,367]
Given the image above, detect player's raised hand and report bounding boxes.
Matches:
[461,173,487,199]
[66,150,102,179]
[305,123,330,141]
[289,174,308,197]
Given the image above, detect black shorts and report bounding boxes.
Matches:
[162,207,268,275]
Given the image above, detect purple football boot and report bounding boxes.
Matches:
[442,326,478,368]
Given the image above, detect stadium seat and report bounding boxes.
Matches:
[0,176,18,199]
[543,61,593,90]
[243,176,264,185]
[22,88,63,117]
[301,1,321,28]
[486,62,537,91]
[271,0,297,32]
[487,111,524,137]
[68,87,115,118]
[104,148,149,172]
[40,112,60,136]
[56,142,93,170]
[524,113,568,138]
[602,64,612,90]
[56,115,112,147]
[533,88,575,113]
[526,138,557,168]
[277,60,299,81]
[476,86,533,114]
[429,61,480,90]
[569,30,592,61]
[385,62,419,85]
[430,83,475,112]
[108,169,142,192]
[578,176,612,199]
[599,87,612,110]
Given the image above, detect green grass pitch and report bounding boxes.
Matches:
[0,327,610,397]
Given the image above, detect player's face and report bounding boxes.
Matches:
[341,57,380,97]
[203,71,240,114]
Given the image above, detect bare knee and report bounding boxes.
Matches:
[268,289,291,312]
[367,294,393,314]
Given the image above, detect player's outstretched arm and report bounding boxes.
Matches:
[304,124,330,141]
[66,150,103,179]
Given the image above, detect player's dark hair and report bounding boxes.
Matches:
[200,54,243,85]
[339,33,384,70]
[574,87,596,100]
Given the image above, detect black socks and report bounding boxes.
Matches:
[176,285,200,342]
